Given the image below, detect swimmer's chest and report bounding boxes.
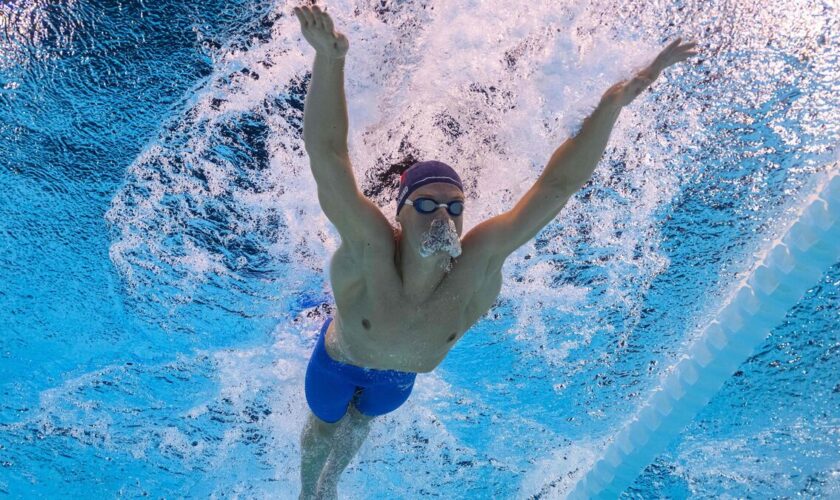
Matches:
[328,238,502,368]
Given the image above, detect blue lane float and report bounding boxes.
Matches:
[567,170,840,499]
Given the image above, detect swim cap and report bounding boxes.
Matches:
[396,160,464,217]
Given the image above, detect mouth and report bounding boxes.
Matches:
[419,218,462,259]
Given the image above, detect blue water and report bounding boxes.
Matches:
[1,0,838,498]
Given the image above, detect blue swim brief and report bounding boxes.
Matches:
[304,316,417,424]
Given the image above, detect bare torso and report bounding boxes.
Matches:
[324,229,503,373]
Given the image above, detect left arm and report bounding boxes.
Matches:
[541,96,623,190]
[464,38,699,270]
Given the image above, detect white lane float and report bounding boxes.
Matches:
[566,170,840,499]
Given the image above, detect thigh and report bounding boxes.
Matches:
[305,352,358,424]
[353,376,416,418]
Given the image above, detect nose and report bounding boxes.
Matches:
[426,214,447,228]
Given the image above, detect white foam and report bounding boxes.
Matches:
[92,0,840,496]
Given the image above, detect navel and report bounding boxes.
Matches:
[361,318,371,330]
[447,333,456,342]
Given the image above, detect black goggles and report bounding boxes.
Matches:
[405,197,465,216]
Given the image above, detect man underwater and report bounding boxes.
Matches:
[292,3,698,498]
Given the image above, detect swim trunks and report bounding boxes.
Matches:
[304,316,418,423]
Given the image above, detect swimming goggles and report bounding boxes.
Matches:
[404,197,464,216]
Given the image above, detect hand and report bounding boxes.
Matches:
[293,4,349,60]
[602,38,699,108]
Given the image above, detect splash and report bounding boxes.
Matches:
[84,0,838,496]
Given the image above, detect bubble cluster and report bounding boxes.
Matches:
[419,218,462,262]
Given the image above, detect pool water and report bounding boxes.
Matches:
[1,0,838,497]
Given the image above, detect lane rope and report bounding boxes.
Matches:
[567,169,840,499]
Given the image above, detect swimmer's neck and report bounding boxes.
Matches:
[395,230,455,304]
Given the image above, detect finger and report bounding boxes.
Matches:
[297,6,310,25]
[677,45,700,57]
[321,9,335,32]
[300,6,315,26]
[310,5,324,29]
[680,50,699,60]
[293,7,306,25]
[677,43,698,54]
[654,38,681,66]
[321,6,333,33]
[672,51,697,64]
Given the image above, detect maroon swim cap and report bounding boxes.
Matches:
[396,161,463,216]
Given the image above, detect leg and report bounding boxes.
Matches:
[317,375,415,495]
[299,409,342,499]
[316,403,375,498]
[301,316,360,499]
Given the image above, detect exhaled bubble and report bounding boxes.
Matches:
[419,218,462,259]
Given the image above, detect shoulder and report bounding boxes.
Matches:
[459,226,505,282]
[461,218,511,272]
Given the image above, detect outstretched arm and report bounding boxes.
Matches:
[464,38,699,269]
[295,4,351,156]
[293,5,395,261]
[543,37,699,189]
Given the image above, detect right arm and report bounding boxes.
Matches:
[295,3,350,156]
[304,53,349,155]
[295,5,393,259]
[309,149,394,263]
[303,53,352,187]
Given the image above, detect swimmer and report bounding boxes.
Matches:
[292,3,699,498]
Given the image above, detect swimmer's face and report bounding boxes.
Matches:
[396,183,464,258]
